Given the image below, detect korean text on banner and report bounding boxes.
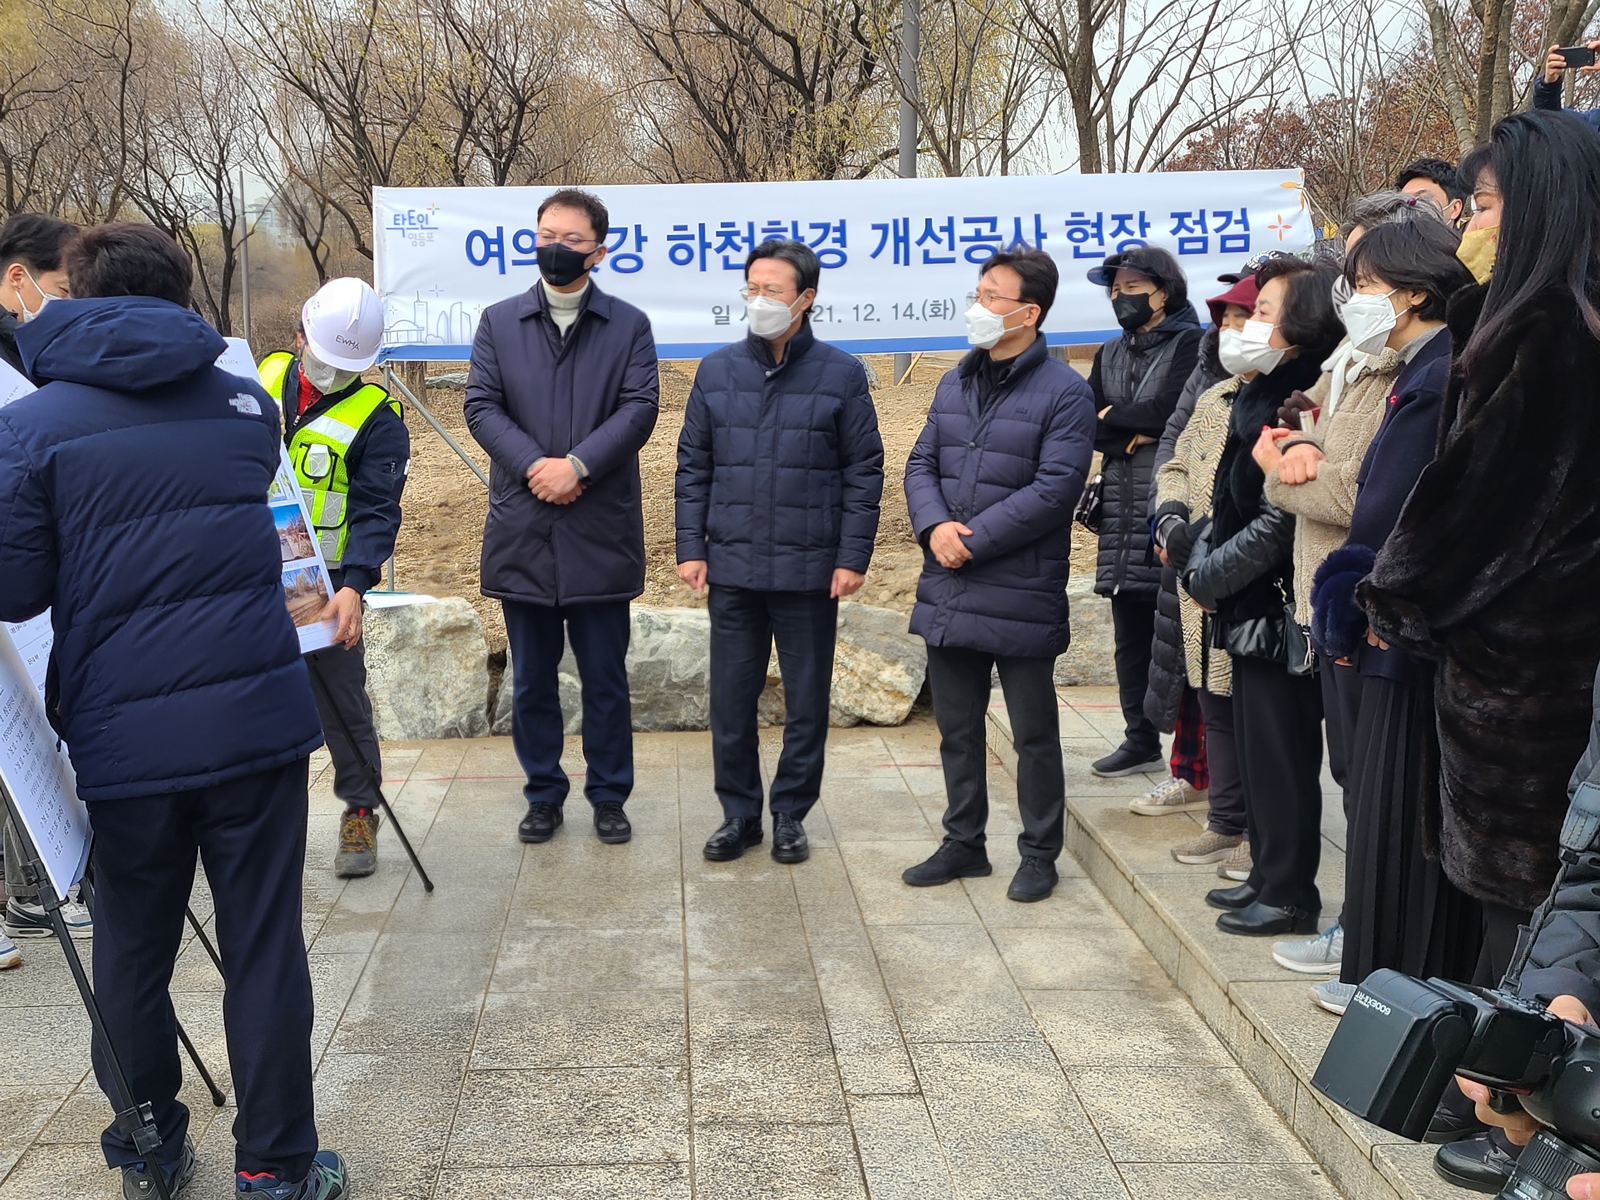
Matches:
[0,356,89,895]
[215,338,339,655]
[373,170,1312,361]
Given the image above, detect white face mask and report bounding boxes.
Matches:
[1216,327,1250,375]
[745,294,803,339]
[301,348,358,395]
[1341,289,1401,356]
[964,300,1030,349]
[1228,318,1288,374]
[17,268,57,324]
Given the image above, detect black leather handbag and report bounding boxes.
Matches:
[1074,474,1104,535]
[1212,587,1315,676]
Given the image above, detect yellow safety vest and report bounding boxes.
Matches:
[259,351,401,569]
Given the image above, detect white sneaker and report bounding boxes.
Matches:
[1272,923,1343,974]
[0,933,19,969]
[4,896,92,939]
[1310,978,1356,1015]
[1129,776,1209,816]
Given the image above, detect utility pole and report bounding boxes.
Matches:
[893,0,919,388]
[238,169,252,348]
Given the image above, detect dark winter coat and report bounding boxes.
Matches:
[0,308,22,375]
[1089,305,1202,600]
[675,323,884,592]
[1144,330,1231,730]
[1513,663,1600,1016]
[1183,355,1324,655]
[277,354,411,596]
[465,282,659,607]
[1310,331,1451,683]
[0,297,323,801]
[1361,285,1600,913]
[1533,79,1600,135]
[905,337,1097,659]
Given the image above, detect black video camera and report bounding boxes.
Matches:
[1314,968,1600,1199]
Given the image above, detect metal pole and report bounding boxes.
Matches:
[238,169,251,347]
[382,365,489,488]
[893,0,920,387]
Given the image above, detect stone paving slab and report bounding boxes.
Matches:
[987,686,1456,1200]
[3,722,1340,1199]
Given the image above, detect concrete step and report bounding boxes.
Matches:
[986,689,1462,1200]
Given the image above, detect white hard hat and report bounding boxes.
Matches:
[301,277,384,372]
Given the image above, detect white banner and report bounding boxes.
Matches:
[373,171,1313,361]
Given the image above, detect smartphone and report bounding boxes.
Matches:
[1558,45,1597,68]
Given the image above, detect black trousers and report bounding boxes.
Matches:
[304,639,382,809]
[1320,658,1362,924]
[1234,656,1325,911]
[1110,595,1160,756]
[503,599,633,807]
[709,586,837,822]
[927,645,1064,861]
[87,759,317,1180]
[1197,688,1245,838]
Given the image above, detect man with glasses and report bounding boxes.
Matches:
[465,188,660,848]
[901,248,1095,902]
[675,239,883,863]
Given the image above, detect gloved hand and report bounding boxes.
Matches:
[1164,517,1207,573]
[1277,390,1317,430]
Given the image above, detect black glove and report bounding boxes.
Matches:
[1165,521,1199,572]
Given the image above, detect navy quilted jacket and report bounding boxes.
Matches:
[0,297,322,801]
[676,323,884,591]
[904,338,1097,658]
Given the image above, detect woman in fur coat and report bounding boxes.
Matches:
[1360,112,1600,988]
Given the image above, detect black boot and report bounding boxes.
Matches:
[1205,881,1259,911]
[704,817,763,862]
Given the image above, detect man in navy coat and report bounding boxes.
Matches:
[0,224,346,1199]
[901,248,1096,904]
[675,240,884,864]
[465,188,659,849]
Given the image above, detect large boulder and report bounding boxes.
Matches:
[492,606,712,735]
[1054,578,1116,687]
[759,601,926,728]
[364,597,491,739]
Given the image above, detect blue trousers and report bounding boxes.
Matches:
[502,598,633,807]
[709,586,837,822]
[86,758,317,1180]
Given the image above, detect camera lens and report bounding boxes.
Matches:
[1500,1130,1600,1200]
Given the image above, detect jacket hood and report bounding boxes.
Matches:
[16,296,226,390]
[1125,302,1202,355]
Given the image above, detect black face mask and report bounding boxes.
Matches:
[1112,292,1156,331]
[537,242,594,288]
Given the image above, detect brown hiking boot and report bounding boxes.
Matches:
[335,807,380,878]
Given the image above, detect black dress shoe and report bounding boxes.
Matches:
[518,802,563,843]
[1425,1090,1490,1144]
[1216,901,1319,937]
[1205,882,1259,911]
[704,818,763,861]
[1006,856,1058,903]
[1091,743,1166,778]
[593,801,632,844]
[772,814,809,863]
[902,841,992,887]
[1433,1132,1519,1193]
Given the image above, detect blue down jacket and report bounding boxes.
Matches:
[676,323,884,591]
[904,337,1097,658]
[0,297,322,801]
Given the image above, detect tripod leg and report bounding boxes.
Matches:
[184,907,223,976]
[305,656,435,892]
[175,1018,226,1107]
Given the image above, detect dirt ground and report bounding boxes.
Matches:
[389,351,1099,655]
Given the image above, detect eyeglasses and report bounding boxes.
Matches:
[739,284,797,301]
[966,290,1026,307]
[536,230,599,251]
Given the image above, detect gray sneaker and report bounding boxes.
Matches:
[1310,978,1356,1015]
[1170,829,1243,864]
[1217,839,1251,881]
[1130,776,1209,816]
[1272,922,1343,974]
[122,1135,195,1199]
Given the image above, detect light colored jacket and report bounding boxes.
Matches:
[1154,375,1242,696]
[1263,346,1402,626]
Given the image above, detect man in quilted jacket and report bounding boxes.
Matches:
[675,239,884,865]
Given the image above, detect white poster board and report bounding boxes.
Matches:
[216,339,338,654]
[373,170,1314,360]
[0,358,89,895]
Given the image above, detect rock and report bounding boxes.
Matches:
[854,355,881,389]
[364,597,491,739]
[759,601,926,728]
[492,607,712,735]
[1054,578,1116,687]
[426,371,469,390]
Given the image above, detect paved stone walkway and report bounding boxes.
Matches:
[1,720,1342,1199]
